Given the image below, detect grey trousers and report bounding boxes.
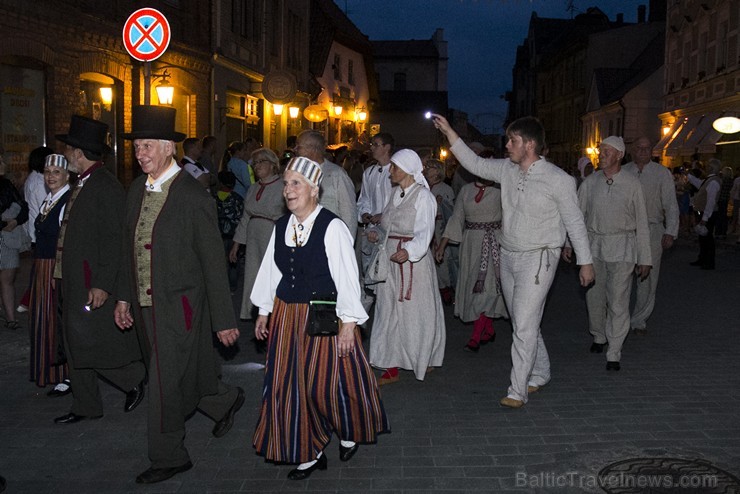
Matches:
[587,258,634,362]
[141,308,238,468]
[500,247,559,403]
[630,224,664,330]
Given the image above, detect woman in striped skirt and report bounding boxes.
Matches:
[251,157,388,480]
[29,154,71,392]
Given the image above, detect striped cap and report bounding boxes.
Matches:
[44,154,69,170]
[286,156,323,187]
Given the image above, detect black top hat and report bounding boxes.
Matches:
[122,105,186,142]
[55,115,112,155]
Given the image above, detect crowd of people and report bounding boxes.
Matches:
[1,106,738,485]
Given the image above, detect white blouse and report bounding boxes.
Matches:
[250,206,369,325]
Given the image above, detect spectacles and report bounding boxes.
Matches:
[253,159,273,165]
[370,142,384,148]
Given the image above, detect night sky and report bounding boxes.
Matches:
[336,0,653,134]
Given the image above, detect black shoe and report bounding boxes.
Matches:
[633,328,647,337]
[124,381,145,413]
[212,387,245,438]
[54,412,103,424]
[135,461,193,484]
[287,454,327,480]
[47,379,72,397]
[339,443,359,462]
[606,361,621,371]
[689,260,702,266]
[590,342,606,353]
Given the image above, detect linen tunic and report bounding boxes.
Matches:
[442,182,507,322]
[319,159,358,240]
[430,181,455,289]
[577,170,651,265]
[356,162,392,220]
[232,174,286,319]
[369,184,446,380]
[449,140,592,262]
[622,161,679,237]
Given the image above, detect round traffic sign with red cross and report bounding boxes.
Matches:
[122,8,171,62]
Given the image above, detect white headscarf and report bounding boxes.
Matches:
[390,149,429,188]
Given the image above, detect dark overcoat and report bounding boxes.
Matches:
[60,165,142,369]
[120,170,237,432]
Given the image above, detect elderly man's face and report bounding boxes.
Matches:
[134,139,173,179]
[633,138,652,166]
[598,144,623,170]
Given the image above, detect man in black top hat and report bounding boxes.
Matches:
[53,115,146,425]
[114,105,244,484]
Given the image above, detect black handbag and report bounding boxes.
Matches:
[307,293,339,337]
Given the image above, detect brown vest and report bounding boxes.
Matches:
[692,175,721,212]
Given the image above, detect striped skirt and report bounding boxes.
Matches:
[253,298,389,464]
[29,259,68,386]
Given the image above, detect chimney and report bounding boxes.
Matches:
[616,13,624,24]
[638,5,646,23]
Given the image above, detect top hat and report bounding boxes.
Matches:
[122,105,186,142]
[56,115,112,155]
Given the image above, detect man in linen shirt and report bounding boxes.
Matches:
[357,132,394,226]
[622,137,679,336]
[433,114,594,409]
[295,130,358,240]
[566,136,651,371]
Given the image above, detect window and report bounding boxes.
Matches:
[287,12,302,70]
[333,54,342,81]
[348,60,354,85]
[393,72,406,91]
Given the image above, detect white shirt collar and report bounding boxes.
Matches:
[145,159,180,192]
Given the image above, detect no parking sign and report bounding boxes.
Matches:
[122,8,171,62]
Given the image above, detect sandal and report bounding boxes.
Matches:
[5,320,20,330]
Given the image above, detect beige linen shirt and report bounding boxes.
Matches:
[622,161,679,238]
[450,140,592,264]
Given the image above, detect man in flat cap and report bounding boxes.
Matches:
[53,115,146,425]
[114,105,244,484]
[565,136,651,371]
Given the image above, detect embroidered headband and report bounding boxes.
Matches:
[44,154,69,170]
[286,156,323,188]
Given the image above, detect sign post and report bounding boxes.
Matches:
[122,8,171,105]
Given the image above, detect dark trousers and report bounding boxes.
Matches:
[696,213,716,268]
[140,307,238,468]
[68,360,145,417]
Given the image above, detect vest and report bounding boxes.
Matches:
[692,175,721,212]
[34,189,71,259]
[275,208,337,303]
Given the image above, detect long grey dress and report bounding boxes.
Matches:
[442,182,508,322]
[232,175,286,319]
[369,184,446,380]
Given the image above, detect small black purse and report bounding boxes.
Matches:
[307,293,339,337]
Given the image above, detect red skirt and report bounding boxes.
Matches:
[29,259,68,386]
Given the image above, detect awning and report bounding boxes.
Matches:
[680,112,720,154]
[664,115,700,157]
[716,131,740,146]
[653,118,684,156]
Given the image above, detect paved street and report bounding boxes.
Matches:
[1,238,738,493]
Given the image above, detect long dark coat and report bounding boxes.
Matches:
[60,165,142,369]
[119,170,237,433]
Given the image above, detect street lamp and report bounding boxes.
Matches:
[712,116,740,134]
[273,104,284,116]
[356,106,367,122]
[289,106,300,119]
[333,102,343,116]
[154,70,174,105]
[99,87,113,108]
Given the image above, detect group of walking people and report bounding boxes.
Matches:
[10,100,698,486]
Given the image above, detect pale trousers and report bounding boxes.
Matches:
[586,258,634,362]
[630,224,664,330]
[500,247,559,403]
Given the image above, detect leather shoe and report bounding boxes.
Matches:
[47,380,72,397]
[54,412,102,424]
[527,385,541,394]
[339,443,359,462]
[212,387,245,438]
[135,461,193,484]
[633,328,647,336]
[124,381,145,413]
[590,342,606,353]
[499,397,524,408]
[606,361,621,371]
[287,454,327,480]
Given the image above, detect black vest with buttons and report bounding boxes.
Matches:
[275,207,338,303]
